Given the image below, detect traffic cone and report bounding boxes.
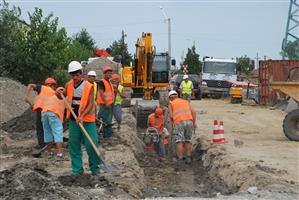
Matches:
[211,120,227,144]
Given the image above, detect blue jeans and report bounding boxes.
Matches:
[41,111,63,143]
[113,104,122,125]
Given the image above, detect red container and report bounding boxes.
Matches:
[259,60,299,105]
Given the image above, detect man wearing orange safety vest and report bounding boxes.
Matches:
[168,90,197,164]
[97,66,114,138]
[41,88,66,159]
[147,107,168,158]
[57,61,100,175]
[24,78,57,149]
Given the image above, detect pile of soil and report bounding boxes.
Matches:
[0,108,36,139]
[0,163,74,199]
[83,57,121,80]
[0,78,34,124]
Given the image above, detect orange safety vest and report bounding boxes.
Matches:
[148,113,164,133]
[42,95,66,122]
[33,85,56,111]
[97,79,114,105]
[66,80,95,122]
[170,98,193,125]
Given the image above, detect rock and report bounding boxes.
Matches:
[247,186,258,194]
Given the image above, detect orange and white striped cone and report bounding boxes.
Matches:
[211,120,227,144]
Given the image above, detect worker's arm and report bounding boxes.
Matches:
[118,88,126,98]
[168,104,173,123]
[24,84,36,105]
[77,86,94,123]
[189,103,197,128]
[56,83,68,97]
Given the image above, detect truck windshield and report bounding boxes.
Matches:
[203,62,236,74]
[153,55,168,72]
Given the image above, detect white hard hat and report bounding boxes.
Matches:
[87,70,97,77]
[183,74,189,79]
[168,90,178,97]
[68,61,82,73]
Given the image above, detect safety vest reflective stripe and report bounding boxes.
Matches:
[33,86,56,111]
[170,98,193,125]
[97,79,114,105]
[66,80,95,122]
[93,82,97,103]
[182,81,192,95]
[42,95,66,122]
[115,85,124,105]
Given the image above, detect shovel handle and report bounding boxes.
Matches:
[60,94,102,159]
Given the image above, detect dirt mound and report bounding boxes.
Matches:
[83,57,121,80]
[0,163,75,199]
[0,108,36,137]
[0,78,34,124]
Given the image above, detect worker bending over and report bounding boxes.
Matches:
[58,61,100,175]
[24,78,57,149]
[168,90,196,164]
[97,67,114,138]
[41,88,66,159]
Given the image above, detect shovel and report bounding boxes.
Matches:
[60,94,121,174]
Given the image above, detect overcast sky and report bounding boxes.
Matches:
[8,0,289,63]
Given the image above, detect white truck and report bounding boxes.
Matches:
[201,57,237,97]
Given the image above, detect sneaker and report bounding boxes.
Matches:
[56,153,64,161]
[186,157,192,164]
[47,152,54,159]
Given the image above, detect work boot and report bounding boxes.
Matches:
[56,153,64,161]
[47,152,54,159]
[186,157,192,164]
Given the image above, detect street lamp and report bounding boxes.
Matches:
[160,6,171,59]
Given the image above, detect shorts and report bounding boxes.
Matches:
[41,111,63,143]
[173,120,194,143]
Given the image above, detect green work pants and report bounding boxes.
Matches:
[98,104,113,138]
[68,120,100,175]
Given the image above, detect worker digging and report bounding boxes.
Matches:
[1,3,299,199]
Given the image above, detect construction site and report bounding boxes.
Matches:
[1,0,299,200]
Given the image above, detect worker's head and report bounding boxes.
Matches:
[168,90,178,101]
[103,66,113,80]
[44,77,57,89]
[155,107,163,117]
[68,61,83,84]
[183,74,189,81]
[111,74,120,84]
[87,70,97,83]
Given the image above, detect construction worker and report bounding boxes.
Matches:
[24,77,57,149]
[57,61,100,175]
[41,88,66,159]
[87,70,98,103]
[147,107,166,158]
[168,90,196,164]
[111,74,125,129]
[97,66,114,138]
[179,75,194,102]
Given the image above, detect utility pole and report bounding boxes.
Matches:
[160,6,171,59]
[254,52,261,70]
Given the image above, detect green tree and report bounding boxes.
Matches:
[281,40,299,60]
[73,28,96,50]
[184,45,202,74]
[109,30,132,65]
[236,55,255,75]
[0,1,23,77]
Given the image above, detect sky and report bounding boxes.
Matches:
[7,0,290,63]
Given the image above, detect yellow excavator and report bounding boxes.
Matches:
[121,32,175,128]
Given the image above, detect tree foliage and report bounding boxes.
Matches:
[109,30,132,65]
[184,45,202,74]
[73,28,96,51]
[281,40,299,60]
[236,55,255,75]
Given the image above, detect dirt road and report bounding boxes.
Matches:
[192,99,299,196]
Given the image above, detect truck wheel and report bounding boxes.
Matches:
[283,109,299,141]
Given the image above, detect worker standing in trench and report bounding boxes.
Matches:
[57,61,100,176]
[179,75,194,102]
[168,90,196,164]
[97,67,114,139]
[24,78,57,149]
[111,74,126,129]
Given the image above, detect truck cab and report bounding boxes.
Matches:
[201,57,237,97]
